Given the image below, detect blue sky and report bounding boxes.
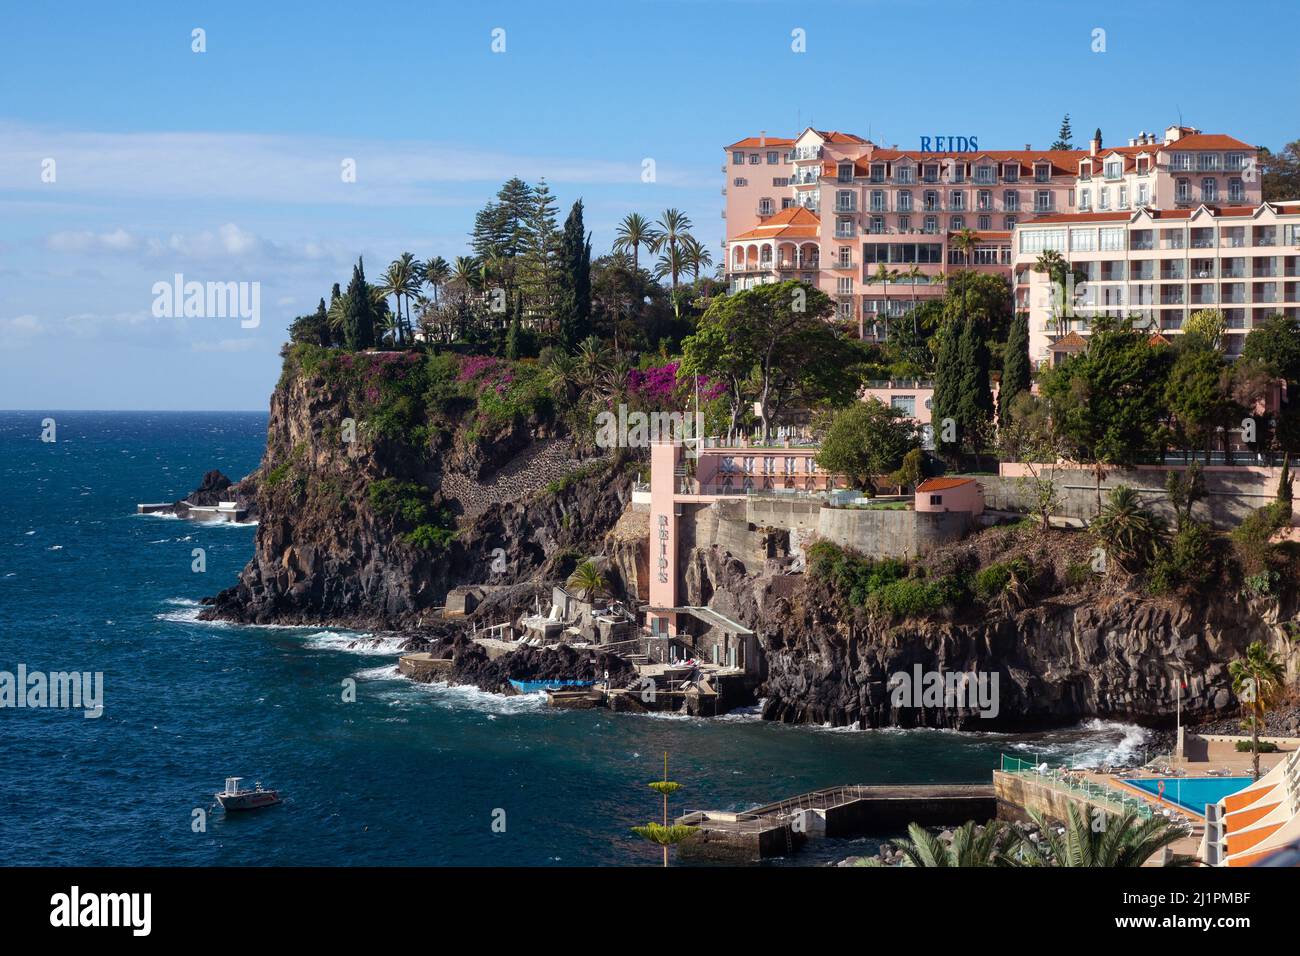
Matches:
[2,0,1298,409]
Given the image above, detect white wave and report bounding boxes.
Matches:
[133,511,182,520]
[406,679,548,716]
[301,632,395,655]
[1068,720,1150,768]
[47,545,63,551]
[355,663,401,681]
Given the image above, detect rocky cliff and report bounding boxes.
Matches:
[673,531,1300,732]
[202,351,631,627]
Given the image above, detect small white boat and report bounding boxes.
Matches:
[215,776,281,811]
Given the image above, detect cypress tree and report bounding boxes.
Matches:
[557,199,592,350]
[956,318,994,445]
[343,258,375,351]
[932,316,963,457]
[999,313,1032,425]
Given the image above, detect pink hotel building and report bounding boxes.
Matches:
[723,125,1300,362]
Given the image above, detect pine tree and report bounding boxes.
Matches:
[999,313,1032,425]
[557,199,592,350]
[519,178,561,323]
[495,177,535,259]
[343,258,375,351]
[1050,114,1074,151]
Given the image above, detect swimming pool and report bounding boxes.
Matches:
[1124,777,1252,815]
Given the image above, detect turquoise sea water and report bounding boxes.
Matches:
[0,411,1151,866]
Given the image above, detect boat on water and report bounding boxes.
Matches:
[215,776,281,811]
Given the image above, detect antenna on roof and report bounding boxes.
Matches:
[1176,104,1183,126]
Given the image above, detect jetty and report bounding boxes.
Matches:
[676,783,996,863]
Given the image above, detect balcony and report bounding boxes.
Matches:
[827,258,855,270]
[834,228,856,240]
[834,203,857,214]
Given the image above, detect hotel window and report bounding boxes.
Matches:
[781,197,795,209]
[1034,163,1051,183]
[924,216,938,233]
[749,153,760,164]
[923,190,940,211]
[1136,157,1150,175]
[1202,178,1218,202]
[1229,178,1244,202]
[1285,225,1300,246]
[1003,190,1019,211]
[1070,228,1095,252]
[949,190,965,210]
[1003,216,1017,230]
[929,495,943,506]
[896,166,915,184]
[1104,160,1122,179]
[1098,188,1110,210]
[950,215,964,231]
[837,277,853,295]
[767,151,779,164]
[1002,163,1019,182]
[1118,186,1128,209]
[758,198,774,216]
[733,177,748,187]
[1226,153,1247,171]
[897,190,912,212]
[1198,153,1221,171]
[870,163,886,183]
[838,163,855,182]
[870,216,885,234]
[870,189,886,212]
[948,162,964,183]
[923,164,939,183]
[975,215,990,231]
[1018,228,1065,254]
[783,151,794,163]
[1137,183,1149,206]
[838,300,853,319]
[1172,152,1193,171]
[891,395,916,416]
[977,189,992,210]
[975,165,995,184]
[898,216,911,232]
[1099,227,1126,251]
[772,177,789,186]
[838,246,852,267]
[1176,178,1191,203]
[1035,190,1052,212]
[836,190,855,211]
[732,151,745,165]
[1079,188,1091,210]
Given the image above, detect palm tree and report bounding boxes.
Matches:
[951,227,982,324]
[604,250,635,354]
[680,234,713,284]
[1229,641,1286,780]
[566,558,608,601]
[1015,806,1194,867]
[1091,485,1167,571]
[449,256,481,304]
[653,244,690,317]
[423,255,450,308]
[326,295,348,345]
[868,263,899,341]
[876,820,1018,867]
[651,209,693,314]
[613,213,659,274]
[377,253,421,346]
[902,264,926,334]
[375,308,401,347]
[570,341,614,401]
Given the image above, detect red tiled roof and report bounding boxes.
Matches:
[917,477,977,492]
[1028,211,1131,223]
[1169,133,1256,151]
[730,206,821,241]
[725,136,795,149]
[816,130,869,144]
[1050,332,1088,350]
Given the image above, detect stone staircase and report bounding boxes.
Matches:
[440,439,608,524]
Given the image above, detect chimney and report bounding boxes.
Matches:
[1024,143,1031,151]
[759,130,767,147]
[1128,137,1137,147]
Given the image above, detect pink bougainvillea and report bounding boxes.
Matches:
[627,362,727,406]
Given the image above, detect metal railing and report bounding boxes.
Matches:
[1000,754,1155,819]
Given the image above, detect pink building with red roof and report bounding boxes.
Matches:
[723,124,1276,347]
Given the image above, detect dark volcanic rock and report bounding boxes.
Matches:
[186,469,233,506]
[679,544,1300,732]
[403,631,634,695]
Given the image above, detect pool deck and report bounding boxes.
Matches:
[1078,739,1293,863]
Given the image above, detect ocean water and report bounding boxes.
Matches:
[0,411,1148,866]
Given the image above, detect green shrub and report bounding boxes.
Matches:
[404,524,456,552]
[1065,561,1094,588]
[1148,520,1215,594]
[1236,740,1278,753]
[972,559,1031,604]
[264,462,292,487]
[869,578,948,618]
[1232,501,1292,575]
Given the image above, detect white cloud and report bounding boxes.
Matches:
[0,122,714,208]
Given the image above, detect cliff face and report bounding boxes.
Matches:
[679,544,1300,731]
[203,359,630,627]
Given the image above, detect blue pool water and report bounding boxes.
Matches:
[0,410,1155,866]
[1124,777,1253,815]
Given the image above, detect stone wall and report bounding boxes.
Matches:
[980,466,1289,529]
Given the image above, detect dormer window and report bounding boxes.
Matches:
[975,164,995,184]
[1034,163,1051,183]
[896,165,915,184]
[1105,160,1123,180]
[870,163,886,183]
[1002,163,1020,182]
[1079,161,1092,181]
[837,163,854,183]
